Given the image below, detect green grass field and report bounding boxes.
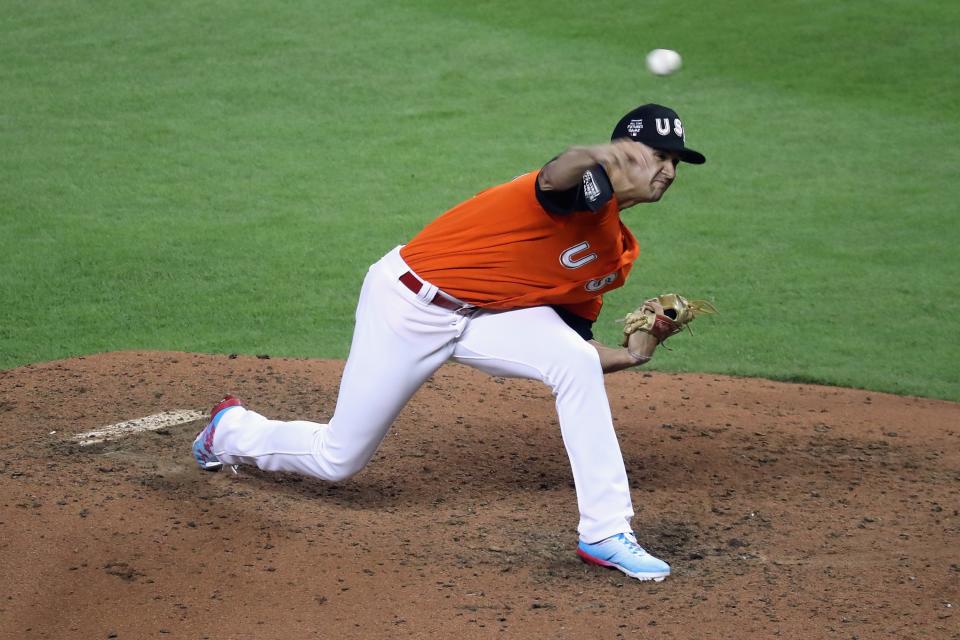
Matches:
[2,1,958,400]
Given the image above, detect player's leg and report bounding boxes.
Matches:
[450,306,634,543]
[211,248,460,480]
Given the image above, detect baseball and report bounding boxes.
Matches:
[645,49,682,76]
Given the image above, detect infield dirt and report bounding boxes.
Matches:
[1,352,958,639]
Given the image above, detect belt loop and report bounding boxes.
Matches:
[419,281,438,304]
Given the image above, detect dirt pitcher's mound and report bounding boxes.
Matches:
[1,351,958,640]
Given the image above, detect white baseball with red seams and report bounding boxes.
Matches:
[646,49,682,76]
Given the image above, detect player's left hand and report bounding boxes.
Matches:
[619,293,717,346]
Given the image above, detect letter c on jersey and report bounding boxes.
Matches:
[560,242,598,269]
[585,272,618,292]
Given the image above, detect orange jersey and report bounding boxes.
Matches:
[400,171,639,321]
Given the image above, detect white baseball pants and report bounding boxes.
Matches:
[213,246,634,543]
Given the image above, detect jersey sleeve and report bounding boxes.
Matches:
[535,164,614,215]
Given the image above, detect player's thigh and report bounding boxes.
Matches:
[332,258,457,419]
[452,306,600,383]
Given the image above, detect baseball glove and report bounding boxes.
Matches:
[620,293,717,346]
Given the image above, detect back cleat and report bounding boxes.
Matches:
[192,395,243,472]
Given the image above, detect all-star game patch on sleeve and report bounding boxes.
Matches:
[536,164,614,215]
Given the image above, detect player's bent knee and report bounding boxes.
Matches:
[316,456,372,482]
[326,470,357,482]
[561,341,603,376]
[545,342,603,392]
[320,464,362,483]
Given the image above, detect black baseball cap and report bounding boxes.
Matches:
[611,103,706,164]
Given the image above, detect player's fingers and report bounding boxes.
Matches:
[627,141,655,169]
[602,143,631,172]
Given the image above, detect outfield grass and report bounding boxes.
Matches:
[1,1,958,400]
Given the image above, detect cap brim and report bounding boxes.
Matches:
[644,141,706,165]
[678,148,706,165]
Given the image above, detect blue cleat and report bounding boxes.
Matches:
[192,395,243,472]
[577,533,671,582]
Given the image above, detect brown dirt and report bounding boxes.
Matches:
[0,351,958,640]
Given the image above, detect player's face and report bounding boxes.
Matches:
[607,140,680,208]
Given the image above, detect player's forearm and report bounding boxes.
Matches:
[539,145,611,191]
[589,333,658,374]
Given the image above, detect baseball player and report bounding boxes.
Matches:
[193,103,706,582]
